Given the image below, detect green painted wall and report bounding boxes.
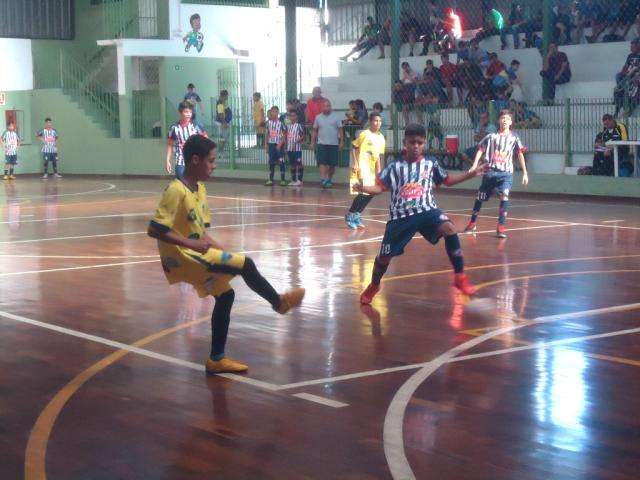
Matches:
[161,56,237,125]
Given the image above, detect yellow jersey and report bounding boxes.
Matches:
[349,129,386,195]
[150,179,245,297]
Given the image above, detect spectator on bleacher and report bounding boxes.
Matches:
[466,93,489,127]
[474,7,505,43]
[540,43,571,101]
[629,12,640,39]
[400,12,422,57]
[469,39,490,70]
[458,56,488,100]
[592,114,630,176]
[341,16,380,62]
[511,100,541,129]
[456,40,470,63]
[306,87,326,126]
[576,0,602,44]
[552,4,574,45]
[507,60,525,102]
[253,92,266,147]
[439,53,464,105]
[586,0,623,43]
[486,53,508,93]
[393,80,413,126]
[520,8,543,48]
[184,83,204,123]
[377,19,391,59]
[501,3,526,50]
[417,64,446,124]
[460,111,496,165]
[614,39,640,116]
[607,0,640,41]
[422,0,446,55]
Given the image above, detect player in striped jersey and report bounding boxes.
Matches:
[2,122,21,180]
[166,101,207,179]
[464,109,529,238]
[264,107,287,186]
[37,118,61,179]
[286,110,305,186]
[354,124,487,304]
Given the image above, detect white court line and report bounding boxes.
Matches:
[292,393,349,408]
[449,326,640,364]
[602,220,625,223]
[3,182,116,201]
[0,254,158,259]
[0,309,280,391]
[382,301,640,480]
[0,215,345,245]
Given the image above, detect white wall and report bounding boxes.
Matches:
[0,39,33,91]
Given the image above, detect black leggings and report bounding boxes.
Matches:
[349,194,373,214]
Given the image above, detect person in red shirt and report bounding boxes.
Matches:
[305,87,326,127]
[439,53,463,105]
[485,53,506,80]
[540,43,571,101]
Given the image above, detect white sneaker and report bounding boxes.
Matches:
[54,173,62,178]
[42,173,48,179]
[292,180,301,186]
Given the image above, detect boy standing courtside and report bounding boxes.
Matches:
[37,118,61,179]
[1,122,21,180]
[354,124,486,304]
[265,106,287,186]
[166,101,207,179]
[148,135,305,373]
[464,109,529,238]
[286,110,305,186]
[346,112,386,229]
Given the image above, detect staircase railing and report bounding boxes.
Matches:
[60,50,120,137]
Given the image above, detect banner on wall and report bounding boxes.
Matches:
[0,93,5,106]
[183,12,204,53]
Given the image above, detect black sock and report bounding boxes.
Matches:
[269,165,275,181]
[470,199,483,222]
[210,289,235,360]
[356,195,373,213]
[279,163,286,181]
[44,163,49,174]
[371,257,390,285]
[9,167,14,176]
[52,161,58,174]
[291,169,297,182]
[241,257,280,308]
[3,169,7,176]
[498,200,509,225]
[298,167,303,181]
[445,234,464,273]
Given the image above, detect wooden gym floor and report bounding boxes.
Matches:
[1,177,639,479]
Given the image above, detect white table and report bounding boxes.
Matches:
[605,140,640,177]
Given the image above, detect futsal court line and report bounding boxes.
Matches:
[292,393,349,408]
[2,182,116,201]
[383,275,640,480]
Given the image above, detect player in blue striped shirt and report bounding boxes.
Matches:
[166,101,207,179]
[37,118,61,179]
[1,122,21,180]
[286,110,305,186]
[354,124,486,304]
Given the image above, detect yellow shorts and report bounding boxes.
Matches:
[349,162,377,195]
[162,248,246,298]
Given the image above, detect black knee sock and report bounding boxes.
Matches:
[498,200,509,225]
[9,167,14,176]
[241,257,280,308]
[349,194,373,213]
[279,163,286,181]
[269,164,275,181]
[291,168,297,182]
[44,162,49,174]
[470,199,483,222]
[371,257,390,285]
[298,167,303,181]
[3,169,7,176]
[210,289,235,360]
[52,161,58,174]
[445,234,464,273]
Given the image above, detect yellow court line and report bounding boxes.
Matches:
[24,302,257,480]
[461,327,640,369]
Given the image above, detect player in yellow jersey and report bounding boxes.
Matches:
[346,112,386,229]
[148,135,305,374]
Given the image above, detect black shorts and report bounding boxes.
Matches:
[287,151,303,166]
[268,143,284,165]
[316,144,339,167]
[478,171,513,201]
[5,155,17,165]
[43,153,58,163]
[379,209,452,258]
